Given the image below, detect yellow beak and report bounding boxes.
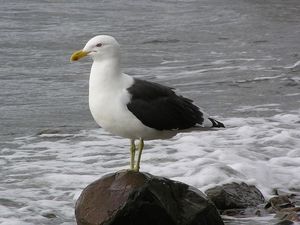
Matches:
[70,50,89,62]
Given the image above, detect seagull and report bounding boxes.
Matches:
[70,35,224,172]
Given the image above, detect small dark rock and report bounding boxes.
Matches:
[221,208,245,217]
[75,170,224,225]
[265,196,295,212]
[276,210,300,222]
[275,208,300,222]
[221,206,268,218]
[274,220,294,225]
[266,193,300,224]
[205,182,265,210]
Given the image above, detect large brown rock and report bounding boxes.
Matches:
[75,170,224,225]
[205,182,265,210]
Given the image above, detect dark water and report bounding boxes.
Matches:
[0,0,300,224]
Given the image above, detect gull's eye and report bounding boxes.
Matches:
[96,43,102,47]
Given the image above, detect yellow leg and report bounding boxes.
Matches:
[130,139,136,170]
[134,138,144,172]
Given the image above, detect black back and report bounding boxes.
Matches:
[127,79,204,131]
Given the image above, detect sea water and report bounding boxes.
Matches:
[1,0,300,224]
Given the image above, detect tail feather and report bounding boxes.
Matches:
[208,118,225,128]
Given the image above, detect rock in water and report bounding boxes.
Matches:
[205,182,265,210]
[75,170,224,225]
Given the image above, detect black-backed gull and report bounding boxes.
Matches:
[70,35,224,172]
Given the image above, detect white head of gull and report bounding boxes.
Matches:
[70,35,225,172]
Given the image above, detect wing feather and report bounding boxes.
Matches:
[126,79,204,130]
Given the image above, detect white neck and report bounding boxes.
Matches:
[89,58,122,93]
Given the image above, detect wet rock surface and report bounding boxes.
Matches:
[205,182,265,210]
[274,220,295,225]
[265,195,295,212]
[204,182,300,224]
[75,170,224,225]
[265,194,300,224]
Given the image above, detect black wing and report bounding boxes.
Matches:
[126,79,204,131]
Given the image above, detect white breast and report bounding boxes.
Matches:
[88,61,164,140]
